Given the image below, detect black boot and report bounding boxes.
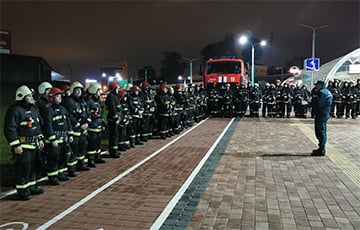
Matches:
[311,146,325,156]
[87,160,96,168]
[49,177,60,185]
[109,151,120,158]
[118,145,127,151]
[30,186,44,195]
[94,154,105,163]
[77,161,90,171]
[17,190,31,201]
[68,170,77,177]
[58,173,70,181]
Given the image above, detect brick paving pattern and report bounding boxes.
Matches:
[187,117,360,230]
[0,117,359,230]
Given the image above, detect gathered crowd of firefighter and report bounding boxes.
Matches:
[3,77,360,200]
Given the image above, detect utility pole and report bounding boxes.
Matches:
[183,57,199,84]
[300,24,328,86]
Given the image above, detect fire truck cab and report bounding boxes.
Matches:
[203,56,248,91]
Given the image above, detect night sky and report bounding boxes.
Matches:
[1,1,359,82]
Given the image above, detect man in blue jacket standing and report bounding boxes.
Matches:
[312,80,333,156]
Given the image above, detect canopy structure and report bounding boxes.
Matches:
[286,48,360,87]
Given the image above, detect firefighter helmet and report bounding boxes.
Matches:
[15,85,33,101]
[61,85,70,92]
[141,81,151,88]
[38,81,53,95]
[48,87,62,103]
[118,89,127,100]
[159,83,167,91]
[174,83,182,90]
[88,83,101,94]
[130,85,140,94]
[108,81,119,91]
[69,81,84,94]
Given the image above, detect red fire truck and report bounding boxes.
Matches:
[203,56,248,90]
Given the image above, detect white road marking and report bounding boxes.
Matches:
[36,119,207,230]
[151,118,234,230]
[0,222,29,230]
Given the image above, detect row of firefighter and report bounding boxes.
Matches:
[206,78,360,119]
[3,80,208,200]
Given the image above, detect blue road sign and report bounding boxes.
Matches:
[304,58,320,72]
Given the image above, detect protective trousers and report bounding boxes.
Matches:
[71,134,87,166]
[14,148,37,196]
[108,120,119,156]
[314,115,329,148]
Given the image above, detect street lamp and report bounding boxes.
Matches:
[300,24,328,86]
[183,57,199,84]
[239,35,266,87]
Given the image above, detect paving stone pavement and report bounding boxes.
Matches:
[0,117,359,230]
[187,117,360,230]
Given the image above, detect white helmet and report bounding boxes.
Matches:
[38,81,52,94]
[69,81,84,94]
[88,83,101,95]
[16,85,33,101]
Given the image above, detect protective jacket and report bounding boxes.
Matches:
[64,96,91,137]
[43,103,73,144]
[4,102,43,150]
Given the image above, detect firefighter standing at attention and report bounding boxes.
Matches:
[63,81,91,171]
[85,83,106,166]
[43,87,74,185]
[105,81,122,158]
[4,85,45,200]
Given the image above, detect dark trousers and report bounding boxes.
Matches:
[45,143,60,179]
[314,115,329,148]
[141,115,151,140]
[158,115,169,137]
[71,134,87,166]
[108,120,119,155]
[87,131,102,160]
[14,148,37,195]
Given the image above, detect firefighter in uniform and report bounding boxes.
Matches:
[279,81,293,118]
[265,83,277,118]
[85,83,106,166]
[238,83,249,118]
[35,81,53,178]
[64,81,91,171]
[275,79,283,117]
[155,83,170,139]
[140,82,155,142]
[249,83,262,117]
[174,83,186,133]
[118,89,131,151]
[128,85,144,145]
[348,81,358,119]
[167,86,177,136]
[105,81,121,158]
[328,80,342,118]
[261,83,270,118]
[43,87,73,185]
[207,87,221,118]
[4,85,45,200]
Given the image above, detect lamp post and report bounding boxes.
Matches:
[183,57,199,84]
[300,24,328,86]
[239,36,266,87]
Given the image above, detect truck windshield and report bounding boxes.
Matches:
[206,61,241,74]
